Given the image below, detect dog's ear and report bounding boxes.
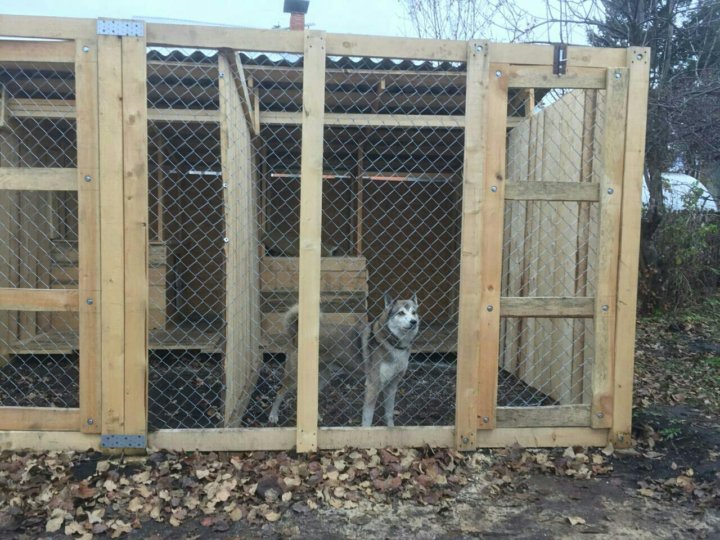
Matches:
[411,292,418,305]
[384,292,395,310]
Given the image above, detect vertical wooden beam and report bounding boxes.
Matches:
[476,62,508,431]
[97,35,125,435]
[592,68,629,429]
[0,117,19,367]
[612,48,650,446]
[76,38,102,433]
[455,40,489,450]
[296,30,325,452]
[121,33,149,438]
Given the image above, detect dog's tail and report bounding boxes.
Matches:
[284,304,300,347]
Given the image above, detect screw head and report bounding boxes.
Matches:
[87,418,94,425]
[222,182,228,189]
[635,53,643,61]
[601,304,609,312]
[607,188,614,195]
[474,43,483,52]
[614,71,622,79]
[84,175,92,182]
[82,46,90,53]
[486,305,494,312]
[86,298,93,305]
[219,72,225,78]
[618,434,625,441]
[596,412,604,419]
[223,237,230,243]
[490,186,497,192]
[495,70,502,78]
[482,416,490,423]
[462,436,470,444]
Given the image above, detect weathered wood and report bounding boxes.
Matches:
[295,31,326,453]
[149,428,296,452]
[76,38,102,433]
[506,65,607,89]
[97,35,125,435]
[121,33,150,440]
[0,167,76,191]
[0,39,75,63]
[500,297,594,318]
[0,407,79,431]
[0,430,100,451]
[260,111,464,128]
[476,62,509,430]
[0,288,78,311]
[496,405,591,428]
[592,68,629,429]
[612,49,650,447]
[504,181,599,202]
[455,40,489,450]
[0,15,95,40]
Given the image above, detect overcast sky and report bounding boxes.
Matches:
[0,0,415,37]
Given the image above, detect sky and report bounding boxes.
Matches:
[0,0,416,37]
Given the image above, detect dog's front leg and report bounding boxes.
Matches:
[382,379,400,427]
[268,351,296,424]
[362,381,380,427]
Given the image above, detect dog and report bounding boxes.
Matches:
[267,293,420,427]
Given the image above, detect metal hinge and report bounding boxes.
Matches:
[100,434,147,449]
[97,18,144,37]
[553,43,568,75]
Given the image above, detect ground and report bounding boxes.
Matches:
[1,298,720,539]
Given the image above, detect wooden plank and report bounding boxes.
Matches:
[121,33,150,439]
[476,62,509,431]
[223,51,258,136]
[0,407,80,431]
[260,111,464,128]
[320,426,454,449]
[76,38,101,434]
[326,33,465,61]
[496,405,591,428]
[0,288,78,311]
[0,15,95,40]
[507,65,607,89]
[219,53,261,427]
[612,49,650,447]
[455,40,489,450]
[295,31,326,453]
[592,68,629,429]
[0,431,101,451]
[505,181,599,202]
[0,40,76,63]
[149,428,296,452]
[0,167,76,191]
[147,22,304,53]
[500,297,594,318]
[97,35,125,436]
[491,44,626,68]
[475,426,608,448]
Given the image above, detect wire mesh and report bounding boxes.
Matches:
[500,88,603,408]
[0,60,79,409]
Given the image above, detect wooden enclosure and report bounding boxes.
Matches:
[0,15,649,452]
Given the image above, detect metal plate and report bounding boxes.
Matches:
[100,434,147,448]
[97,19,144,37]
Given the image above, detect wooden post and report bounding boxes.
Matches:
[296,30,325,452]
[476,62,508,430]
[121,33,149,439]
[592,68,629,429]
[76,38,102,433]
[455,40,489,450]
[97,35,126,435]
[612,48,650,447]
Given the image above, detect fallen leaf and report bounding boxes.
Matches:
[567,516,586,526]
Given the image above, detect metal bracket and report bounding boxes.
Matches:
[97,19,144,37]
[553,43,568,75]
[100,434,147,449]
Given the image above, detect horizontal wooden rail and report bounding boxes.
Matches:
[505,182,600,202]
[496,405,591,428]
[507,65,607,89]
[0,431,100,451]
[500,297,594,318]
[0,407,79,431]
[0,40,75,64]
[149,427,296,452]
[0,15,95,40]
[0,288,79,311]
[0,167,77,191]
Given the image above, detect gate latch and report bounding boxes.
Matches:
[553,44,568,75]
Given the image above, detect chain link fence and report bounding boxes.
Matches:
[0,60,79,409]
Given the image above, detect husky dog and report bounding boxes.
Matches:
[268,294,420,427]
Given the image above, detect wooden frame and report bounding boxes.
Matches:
[0,15,649,452]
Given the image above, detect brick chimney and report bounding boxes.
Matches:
[284,0,309,30]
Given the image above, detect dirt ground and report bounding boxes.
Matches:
[1,300,720,539]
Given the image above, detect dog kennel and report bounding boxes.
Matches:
[0,16,648,452]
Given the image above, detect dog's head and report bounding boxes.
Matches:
[383,292,420,337]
